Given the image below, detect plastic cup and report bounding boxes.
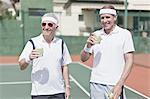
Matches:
[93,34,102,44]
[108,92,114,99]
[36,48,43,57]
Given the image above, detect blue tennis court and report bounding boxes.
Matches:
[0,63,149,99]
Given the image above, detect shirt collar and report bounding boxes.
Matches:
[102,25,119,35]
[39,34,57,43]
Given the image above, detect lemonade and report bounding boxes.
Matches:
[92,33,102,44]
[108,92,114,99]
[36,48,43,57]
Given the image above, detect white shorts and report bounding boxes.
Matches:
[90,82,126,99]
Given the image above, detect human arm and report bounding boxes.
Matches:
[113,52,134,99]
[19,39,41,71]
[19,49,41,70]
[80,34,97,62]
[19,58,30,70]
[62,65,70,99]
[61,42,72,99]
[19,49,40,70]
[80,49,91,62]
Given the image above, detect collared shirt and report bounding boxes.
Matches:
[89,25,135,85]
[19,34,72,95]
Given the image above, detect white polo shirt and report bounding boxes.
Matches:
[89,25,135,85]
[19,34,72,95]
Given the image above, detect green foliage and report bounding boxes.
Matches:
[2,10,15,19]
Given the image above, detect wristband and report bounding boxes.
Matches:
[84,45,92,53]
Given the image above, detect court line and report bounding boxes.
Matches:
[1,62,149,98]
[73,61,150,99]
[70,75,90,97]
[0,63,18,66]
[0,81,31,85]
[124,85,150,99]
[72,61,91,70]
[0,79,73,85]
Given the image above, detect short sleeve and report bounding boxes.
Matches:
[123,31,135,53]
[62,42,72,65]
[18,41,33,62]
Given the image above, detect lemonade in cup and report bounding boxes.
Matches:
[91,33,102,44]
[35,48,43,57]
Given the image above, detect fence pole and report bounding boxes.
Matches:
[21,10,25,46]
[124,0,128,29]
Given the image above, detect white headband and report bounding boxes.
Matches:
[41,17,58,25]
[99,9,117,16]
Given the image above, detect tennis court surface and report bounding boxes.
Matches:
[0,61,149,99]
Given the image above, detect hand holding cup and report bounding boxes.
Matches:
[108,92,114,99]
[29,48,43,60]
[35,48,43,57]
[91,33,102,44]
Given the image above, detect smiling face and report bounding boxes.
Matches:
[41,20,58,38]
[100,14,117,34]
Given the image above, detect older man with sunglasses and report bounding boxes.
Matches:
[18,13,72,99]
[80,5,135,99]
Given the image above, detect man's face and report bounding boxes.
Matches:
[100,14,116,33]
[41,21,58,37]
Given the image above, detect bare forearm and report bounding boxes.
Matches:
[80,50,91,62]
[18,58,29,70]
[62,65,70,87]
[62,65,71,99]
[19,49,39,70]
[80,35,94,62]
[113,53,134,99]
[118,53,134,85]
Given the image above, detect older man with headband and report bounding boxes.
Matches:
[80,5,135,99]
[19,13,72,99]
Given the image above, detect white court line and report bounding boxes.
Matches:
[0,79,73,85]
[73,61,150,99]
[0,62,148,98]
[0,76,89,97]
[72,61,91,70]
[124,85,150,99]
[0,81,31,85]
[70,75,90,97]
[0,63,18,66]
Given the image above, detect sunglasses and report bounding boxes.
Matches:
[41,23,54,27]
